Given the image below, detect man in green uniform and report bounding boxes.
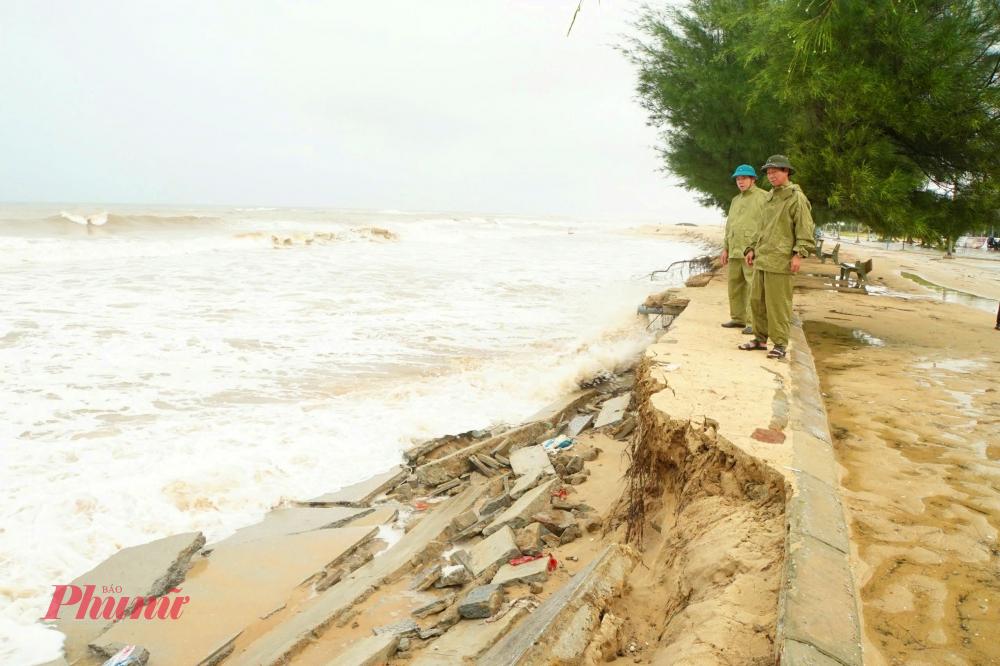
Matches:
[721,164,766,335]
[738,155,815,359]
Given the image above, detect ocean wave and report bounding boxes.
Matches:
[57,212,225,228]
[235,227,398,247]
[0,226,400,265]
[60,211,108,226]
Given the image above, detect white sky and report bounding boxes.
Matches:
[0,1,720,222]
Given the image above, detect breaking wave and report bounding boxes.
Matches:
[0,226,400,265]
[60,211,108,226]
[58,211,223,229]
[234,227,398,247]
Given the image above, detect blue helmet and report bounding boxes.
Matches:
[731,164,758,179]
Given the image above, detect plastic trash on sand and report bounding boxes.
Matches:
[541,436,573,451]
[101,645,148,666]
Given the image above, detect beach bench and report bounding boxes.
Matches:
[821,242,840,264]
[813,239,824,257]
[840,258,873,282]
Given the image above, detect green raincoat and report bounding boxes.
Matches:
[723,184,766,257]
[744,183,815,273]
[724,184,766,325]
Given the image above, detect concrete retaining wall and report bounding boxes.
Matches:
[776,315,864,666]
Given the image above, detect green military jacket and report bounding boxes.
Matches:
[723,184,766,256]
[744,182,816,274]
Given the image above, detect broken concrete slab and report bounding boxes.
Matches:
[304,466,407,507]
[224,483,491,666]
[324,633,399,666]
[492,558,550,587]
[410,607,528,665]
[92,526,378,666]
[409,564,443,591]
[515,523,543,556]
[212,506,372,548]
[448,506,506,543]
[593,393,631,429]
[509,445,554,477]
[483,479,557,536]
[509,468,548,500]
[353,506,399,527]
[478,545,639,666]
[565,414,594,439]
[459,584,503,619]
[524,389,596,426]
[435,564,471,588]
[531,509,575,536]
[415,422,547,487]
[468,526,521,577]
[372,619,421,637]
[480,493,511,516]
[450,509,478,533]
[430,478,463,497]
[52,531,205,664]
[411,592,455,618]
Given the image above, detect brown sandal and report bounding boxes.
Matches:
[767,345,787,359]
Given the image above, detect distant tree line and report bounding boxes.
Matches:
[626,0,1000,253]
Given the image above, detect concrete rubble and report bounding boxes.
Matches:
[468,526,521,577]
[434,563,471,587]
[483,479,557,536]
[491,557,550,587]
[372,619,420,637]
[593,393,631,429]
[478,545,639,666]
[409,608,529,665]
[509,468,549,500]
[411,592,455,618]
[564,413,594,439]
[459,584,504,619]
[508,445,554,477]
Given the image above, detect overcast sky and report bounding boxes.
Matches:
[0,1,720,222]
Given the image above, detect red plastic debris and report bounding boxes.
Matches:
[551,490,568,500]
[414,501,429,510]
[508,552,558,572]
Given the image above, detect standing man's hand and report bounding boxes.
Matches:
[790,253,802,273]
[721,249,729,266]
[745,250,754,267]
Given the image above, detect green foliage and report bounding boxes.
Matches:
[630,0,1000,244]
[624,1,786,212]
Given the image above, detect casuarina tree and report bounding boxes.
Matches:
[630,0,1000,245]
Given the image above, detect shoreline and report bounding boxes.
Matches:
[38,226,1000,665]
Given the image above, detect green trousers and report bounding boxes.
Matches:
[751,269,794,348]
[727,258,754,325]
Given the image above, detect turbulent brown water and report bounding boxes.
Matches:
[0,203,700,666]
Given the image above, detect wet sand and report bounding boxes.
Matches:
[795,250,999,666]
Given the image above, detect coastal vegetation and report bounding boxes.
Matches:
[626,0,1000,252]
